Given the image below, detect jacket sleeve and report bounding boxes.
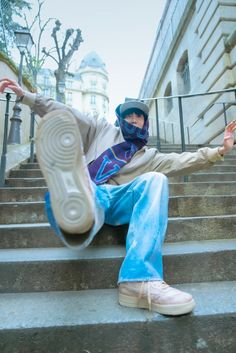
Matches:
[150,147,223,176]
[22,92,104,151]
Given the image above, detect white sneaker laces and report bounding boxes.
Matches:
[138,281,169,311]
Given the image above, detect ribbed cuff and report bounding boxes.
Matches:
[208,147,224,162]
[22,91,37,109]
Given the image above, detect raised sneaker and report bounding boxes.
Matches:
[119,280,195,316]
[36,109,95,234]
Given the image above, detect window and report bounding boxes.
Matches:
[103,98,107,112]
[91,80,97,89]
[177,50,191,94]
[44,88,50,96]
[67,92,73,104]
[103,97,107,107]
[164,82,173,115]
[67,80,73,89]
[91,95,96,105]
[44,76,49,86]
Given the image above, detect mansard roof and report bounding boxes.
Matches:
[79,51,107,73]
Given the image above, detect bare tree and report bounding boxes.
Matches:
[23,0,55,87]
[42,20,83,103]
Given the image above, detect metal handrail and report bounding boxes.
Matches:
[158,118,191,144]
[0,92,11,186]
[0,92,36,186]
[142,87,236,102]
[209,101,236,127]
[141,87,236,153]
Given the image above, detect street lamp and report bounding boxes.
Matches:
[8,28,34,144]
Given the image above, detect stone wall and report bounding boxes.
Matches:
[140,0,236,144]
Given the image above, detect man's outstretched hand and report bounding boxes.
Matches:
[218,120,236,156]
[0,78,24,97]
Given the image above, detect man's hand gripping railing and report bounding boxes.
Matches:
[0,92,12,186]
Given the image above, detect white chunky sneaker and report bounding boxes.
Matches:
[36,109,95,234]
[119,280,195,316]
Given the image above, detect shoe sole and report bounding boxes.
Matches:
[119,293,196,316]
[36,109,95,234]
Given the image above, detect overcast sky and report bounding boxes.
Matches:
[27,0,166,119]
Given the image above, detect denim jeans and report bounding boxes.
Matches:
[45,172,169,283]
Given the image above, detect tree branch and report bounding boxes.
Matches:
[51,20,62,61]
[23,13,30,29]
[61,28,74,58]
[64,29,83,63]
[42,47,59,65]
[28,0,43,31]
[38,17,55,62]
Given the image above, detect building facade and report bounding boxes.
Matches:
[37,51,109,119]
[139,0,236,144]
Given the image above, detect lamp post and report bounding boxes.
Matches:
[8,28,34,144]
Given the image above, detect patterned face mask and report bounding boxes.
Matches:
[88,105,149,185]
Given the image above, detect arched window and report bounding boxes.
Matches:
[177,50,191,94]
[164,82,173,115]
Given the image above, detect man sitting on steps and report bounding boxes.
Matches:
[1,77,236,317]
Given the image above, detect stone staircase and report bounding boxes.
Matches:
[0,147,236,353]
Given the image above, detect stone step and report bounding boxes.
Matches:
[0,223,61,248]
[150,145,236,154]
[10,165,236,178]
[16,153,236,171]
[0,239,235,293]
[170,173,236,182]
[0,215,236,249]
[170,181,236,196]
[10,170,43,178]
[148,142,211,148]
[5,178,46,187]
[221,155,236,159]
[1,182,236,203]
[20,163,40,169]
[201,165,236,172]
[6,172,236,187]
[0,281,235,353]
[0,187,47,202]
[215,159,236,164]
[1,195,236,224]
[28,153,236,162]
[169,195,236,216]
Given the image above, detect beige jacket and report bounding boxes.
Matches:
[23,92,223,185]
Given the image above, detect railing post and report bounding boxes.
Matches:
[7,50,24,145]
[177,96,186,152]
[171,123,175,144]
[178,96,188,182]
[155,99,161,151]
[187,126,190,144]
[0,92,11,186]
[29,110,35,163]
[163,121,166,143]
[223,103,227,126]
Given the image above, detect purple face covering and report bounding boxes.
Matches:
[88,106,149,185]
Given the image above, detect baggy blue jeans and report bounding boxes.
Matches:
[45,172,169,283]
